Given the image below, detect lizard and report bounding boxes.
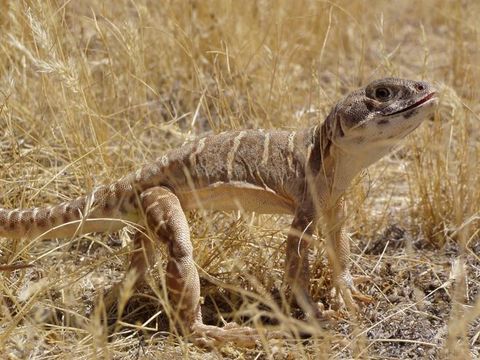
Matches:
[0,77,437,347]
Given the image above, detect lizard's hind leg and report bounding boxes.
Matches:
[139,186,266,348]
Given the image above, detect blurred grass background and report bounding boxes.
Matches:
[0,0,479,358]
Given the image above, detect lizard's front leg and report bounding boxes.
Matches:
[284,208,325,318]
[322,197,372,313]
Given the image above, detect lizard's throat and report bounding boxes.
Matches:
[328,145,379,197]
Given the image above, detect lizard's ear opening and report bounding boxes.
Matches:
[322,105,345,139]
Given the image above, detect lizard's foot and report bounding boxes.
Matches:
[289,292,338,323]
[313,302,337,320]
[349,275,374,303]
[189,322,284,348]
[331,274,373,314]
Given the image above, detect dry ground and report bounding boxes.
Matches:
[0,0,479,359]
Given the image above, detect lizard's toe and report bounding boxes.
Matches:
[349,275,374,304]
[352,274,372,286]
[351,288,374,304]
[330,274,374,314]
[314,302,338,321]
[189,322,284,348]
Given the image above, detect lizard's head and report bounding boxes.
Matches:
[328,77,437,155]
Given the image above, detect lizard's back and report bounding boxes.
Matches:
[150,128,316,213]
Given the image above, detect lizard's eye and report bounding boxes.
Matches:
[415,83,426,91]
[374,87,392,101]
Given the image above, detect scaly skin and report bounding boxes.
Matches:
[0,78,438,347]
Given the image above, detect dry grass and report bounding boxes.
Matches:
[0,0,479,358]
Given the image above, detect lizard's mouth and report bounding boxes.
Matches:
[388,92,437,116]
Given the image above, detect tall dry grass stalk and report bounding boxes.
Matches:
[0,0,479,358]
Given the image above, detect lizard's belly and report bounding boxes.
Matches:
[177,182,295,214]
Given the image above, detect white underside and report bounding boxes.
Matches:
[177,181,295,214]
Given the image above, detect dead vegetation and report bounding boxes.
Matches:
[0,0,479,358]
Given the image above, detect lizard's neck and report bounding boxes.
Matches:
[310,121,371,205]
[328,139,394,203]
[331,148,366,193]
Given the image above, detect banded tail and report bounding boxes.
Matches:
[0,179,139,240]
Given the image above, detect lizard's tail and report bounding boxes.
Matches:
[0,181,138,240]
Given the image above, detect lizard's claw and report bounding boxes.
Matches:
[331,274,373,313]
[350,275,374,303]
[189,322,285,349]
